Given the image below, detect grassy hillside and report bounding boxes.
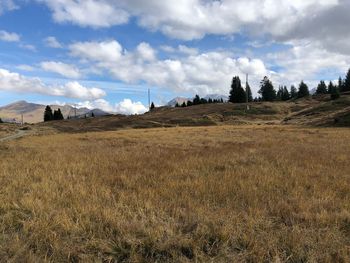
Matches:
[39,95,350,134]
[0,125,349,262]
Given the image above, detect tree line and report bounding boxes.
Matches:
[44,106,64,122]
[175,95,224,108]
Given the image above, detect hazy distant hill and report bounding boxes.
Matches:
[0,101,109,123]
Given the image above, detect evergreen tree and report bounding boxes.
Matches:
[0,117,3,123]
[181,102,187,107]
[338,77,345,92]
[200,98,208,104]
[316,80,328,94]
[150,102,155,110]
[331,86,340,100]
[193,95,201,105]
[208,98,213,103]
[229,76,246,103]
[91,112,95,118]
[44,105,53,122]
[298,81,310,98]
[344,68,350,92]
[175,102,180,107]
[220,98,224,103]
[187,100,193,106]
[328,81,336,94]
[258,76,276,101]
[290,85,298,99]
[246,83,253,102]
[282,86,290,101]
[276,86,283,101]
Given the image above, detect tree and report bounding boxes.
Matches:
[44,105,53,122]
[331,86,340,100]
[290,85,298,99]
[344,68,350,92]
[91,112,95,118]
[298,81,310,98]
[53,108,64,120]
[316,80,328,94]
[150,102,155,110]
[187,100,193,106]
[193,95,201,105]
[181,102,187,107]
[328,81,336,94]
[276,86,283,101]
[229,76,246,103]
[208,98,213,104]
[282,86,290,101]
[0,117,3,123]
[175,102,180,107]
[258,76,276,101]
[338,77,345,92]
[246,83,253,102]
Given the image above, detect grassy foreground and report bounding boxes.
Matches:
[0,125,349,262]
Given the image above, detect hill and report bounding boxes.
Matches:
[0,101,109,123]
[41,94,350,133]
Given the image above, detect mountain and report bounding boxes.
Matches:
[167,94,228,107]
[204,94,229,102]
[166,97,190,107]
[0,101,109,123]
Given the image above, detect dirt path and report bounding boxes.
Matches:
[0,130,28,142]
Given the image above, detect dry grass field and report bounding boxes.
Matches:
[0,125,350,262]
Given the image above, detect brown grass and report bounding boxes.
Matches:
[0,125,349,262]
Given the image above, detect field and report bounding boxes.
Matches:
[0,125,349,262]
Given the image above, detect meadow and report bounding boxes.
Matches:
[0,125,349,262]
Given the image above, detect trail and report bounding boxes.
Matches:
[0,130,28,142]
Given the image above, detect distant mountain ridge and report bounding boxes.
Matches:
[0,101,109,123]
[167,94,228,107]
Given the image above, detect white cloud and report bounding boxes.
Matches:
[16,64,35,71]
[19,43,36,51]
[69,39,268,95]
[0,30,20,42]
[77,98,147,115]
[0,68,105,100]
[41,61,82,79]
[38,0,129,28]
[44,36,63,48]
[0,0,18,15]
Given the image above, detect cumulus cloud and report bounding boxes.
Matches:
[77,98,147,115]
[41,61,82,79]
[19,43,36,51]
[0,68,105,100]
[38,0,129,28]
[0,30,20,42]
[0,0,18,15]
[69,39,268,95]
[44,36,63,48]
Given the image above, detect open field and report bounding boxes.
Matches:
[0,125,349,262]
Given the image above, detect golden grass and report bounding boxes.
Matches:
[0,125,349,262]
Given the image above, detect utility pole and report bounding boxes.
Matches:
[21,114,24,126]
[246,73,250,111]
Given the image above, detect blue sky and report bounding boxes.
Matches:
[0,0,349,113]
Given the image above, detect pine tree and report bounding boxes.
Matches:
[276,86,283,101]
[316,80,328,94]
[0,117,3,123]
[44,105,53,122]
[328,81,335,94]
[193,95,201,105]
[282,86,290,101]
[246,83,253,102]
[258,76,276,101]
[181,102,187,107]
[338,77,345,92]
[331,86,340,100]
[187,100,193,106]
[344,68,350,92]
[290,85,298,99]
[150,102,155,110]
[298,81,310,98]
[53,109,64,120]
[208,98,213,104]
[229,76,247,103]
[91,112,95,117]
[175,102,180,107]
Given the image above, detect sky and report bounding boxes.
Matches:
[0,0,350,114]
